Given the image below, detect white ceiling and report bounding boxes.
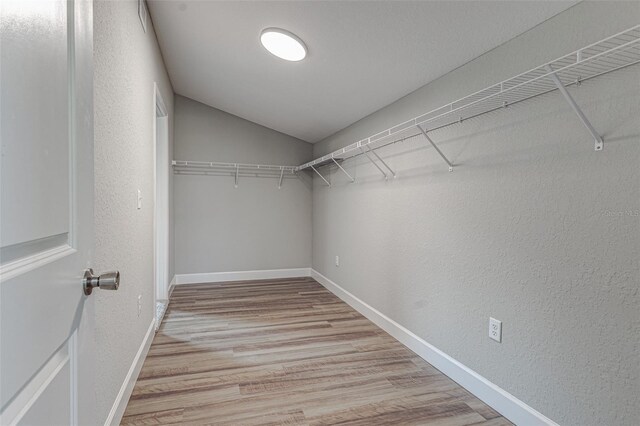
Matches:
[148,1,576,143]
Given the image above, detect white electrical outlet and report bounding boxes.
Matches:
[335,256,339,267]
[137,189,142,209]
[489,317,502,342]
[137,294,142,317]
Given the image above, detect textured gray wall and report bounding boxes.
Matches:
[93,0,174,422]
[174,95,312,274]
[311,3,640,425]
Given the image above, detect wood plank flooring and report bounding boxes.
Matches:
[122,277,511,425]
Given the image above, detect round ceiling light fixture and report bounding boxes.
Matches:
[260,28,307,62]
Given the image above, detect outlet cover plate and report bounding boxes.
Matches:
[489,317,502,343]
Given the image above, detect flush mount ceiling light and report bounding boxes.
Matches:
[260,28,307,62]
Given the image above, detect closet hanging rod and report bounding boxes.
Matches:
[296,25,640,172]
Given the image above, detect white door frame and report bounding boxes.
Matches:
[153,82,169,326]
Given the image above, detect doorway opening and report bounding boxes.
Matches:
[154,83,169,328]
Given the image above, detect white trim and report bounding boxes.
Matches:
[154,276,177,332]
[153,82,170,312]
[174,268,311,285]
[168,275,176,297]
[0,245,76,283]
[310,269,558,426]
[153,82,167,116]
[104,319,155,426]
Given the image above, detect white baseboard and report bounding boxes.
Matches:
[104,319,155,426]
[174,268,311,285]
[310,269,557,426]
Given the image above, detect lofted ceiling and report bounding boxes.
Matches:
[148,1,576,143]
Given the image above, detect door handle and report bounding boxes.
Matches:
[83,268,120,295]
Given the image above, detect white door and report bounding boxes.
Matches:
[1,1,99,424]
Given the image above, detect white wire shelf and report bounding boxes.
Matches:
[172,160,297,188]
[172,160,296,172]
[173,26,640,188]
[296,25,640,173]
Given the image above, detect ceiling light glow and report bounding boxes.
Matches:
[260,28,307,62]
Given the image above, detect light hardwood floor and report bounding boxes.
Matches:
[121,277,511,425]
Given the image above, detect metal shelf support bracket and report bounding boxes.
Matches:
[278,167,284,189]
[310,165,331,187]
[417,125,454,172]
[546,65,604,151]
[359,146,388,179]
[331,158,355,182]
[366,146,396,178]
